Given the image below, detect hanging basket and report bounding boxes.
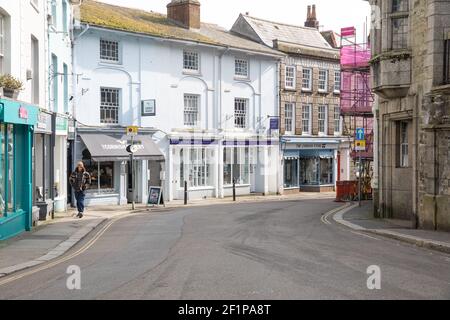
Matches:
[2,88,20,100]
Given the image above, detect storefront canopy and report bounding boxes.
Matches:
[80,134,165,162]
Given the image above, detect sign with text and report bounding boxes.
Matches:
[147,186,164,207]
[126,126,139,137]
[355,140,366,151]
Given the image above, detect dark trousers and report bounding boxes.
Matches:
[74,191,85,213]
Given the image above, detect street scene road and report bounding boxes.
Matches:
[1,199,449,300]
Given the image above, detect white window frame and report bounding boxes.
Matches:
[183,50,200,73]
[179,148,212,189]
[302,104,312,135]
[334,70,341,93]
[302,68,312,91]
[51,0,57,28]
[318,70,328,92]
[183,94,200,127]
[235,58,249,78]
[318,105,328,135]
[100,87,120,124]
[284,103,295,134]
[100,39,120,63]
[285,66,296,90]
[223,147,250,186]
[0,14,4,74]
[234,98,248,129]
[334,105,342,135]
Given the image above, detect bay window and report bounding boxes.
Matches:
[223,147,249,185]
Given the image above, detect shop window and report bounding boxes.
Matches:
[34,134,51,203]
[0,124,15,216]
[299,156,334,186]
[223,147,249,186]
[284,158,299,188]
[320,158,334,184]
[179,148,212,188]
[82,149,114,192]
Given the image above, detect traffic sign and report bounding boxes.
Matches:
[356,128,365,141]
[127,126,138,136]
[355,140,366,151]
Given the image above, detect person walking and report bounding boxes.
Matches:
[69,161,91,218]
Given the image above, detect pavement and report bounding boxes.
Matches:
[0,192,334,278]
[1,198,449,299]
[334,201,450,254]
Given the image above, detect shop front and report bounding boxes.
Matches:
[0,98,39,241]
[282,139,339,192]
[33,110,54,221]
[53,115,69,212]
[75,130,164,206]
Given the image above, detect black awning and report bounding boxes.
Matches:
[79,134,165,162]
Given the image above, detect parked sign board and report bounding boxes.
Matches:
[147,186,164,207]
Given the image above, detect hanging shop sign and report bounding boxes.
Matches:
[35,111,53,134]
[55,116,69,136]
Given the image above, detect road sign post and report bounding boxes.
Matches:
[126,126,139,210]
[355,128,365,207]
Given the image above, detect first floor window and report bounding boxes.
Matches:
[285,103,295,133]
[302,104,311,134]
[285,66,296,89]
[334,106,341,134]
[302,68,312,90]
[318,105,328,134]
[100,88,120,124]
[235,98,248,129]
[319,69,328,92]
[179,148,212,188]
[392,17,408,49]
[100,39,119,62]
[184,94,200,126]
[0,14,5,74]
[82,152,115,192]
[334,71,341,92]
[223,147,249,185]
[398,121,409,167]
[392,0,409,12]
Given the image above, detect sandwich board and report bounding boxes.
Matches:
[147,186,165,207]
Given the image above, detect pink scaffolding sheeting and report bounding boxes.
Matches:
[340,27,374,160]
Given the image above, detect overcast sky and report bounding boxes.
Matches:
[97,0,371,42]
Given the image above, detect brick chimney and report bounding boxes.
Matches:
[304,4,319,29]
[167,0,201,29]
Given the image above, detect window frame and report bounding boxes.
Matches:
[183,94,200,127]
[398,121,409,168]
[444,39,450,85]
[234,98,248,129]
[183,50,200,74]
[99,39,120,64]
[302,104,312,135]
[223,147,250,186]
[334,105,342,135]
[391,16,409,50]
[100,87,121,125]
[284,102,295,134]
[392,0,409,13]
[234,57,249,79]
[302,68,312,91]
[318,105,328,135]
[318,69,328,92]
[0,14,5,74]
[285,66,296,90]
[334,70,341,93]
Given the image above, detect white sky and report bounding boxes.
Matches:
[97,0,371,42]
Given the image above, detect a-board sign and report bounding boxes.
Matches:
[147,186,164,207]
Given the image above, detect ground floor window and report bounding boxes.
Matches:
[82,149,115,193]
[284,158,299,188]
[179,148,213,188]
[0,124,15,217]
[299,156,334,186]
[34,133,52,203]
[223,147,249,185]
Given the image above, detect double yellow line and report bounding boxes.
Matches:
[0,211,146,287]
[320,203,351,225]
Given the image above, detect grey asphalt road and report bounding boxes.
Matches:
[0,199,449,300]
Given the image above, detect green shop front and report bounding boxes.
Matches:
[0,98,38,241]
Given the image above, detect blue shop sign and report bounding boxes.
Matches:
[270,118,279,130]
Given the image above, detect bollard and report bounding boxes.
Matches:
[233,179,236,202]
[184,181,188,205]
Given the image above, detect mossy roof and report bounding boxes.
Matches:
[79,0,282,56]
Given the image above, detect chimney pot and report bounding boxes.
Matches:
[167,0,201,29]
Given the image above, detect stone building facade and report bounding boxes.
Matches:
[231,9,351,193]
[368,0,450,230]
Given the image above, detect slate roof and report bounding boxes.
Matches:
[79,0,283,57]
[239,15,335,51]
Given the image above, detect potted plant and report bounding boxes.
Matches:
[0,74,24,99]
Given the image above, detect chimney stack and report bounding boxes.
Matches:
[304,4,319,29]
[167,0,201,29]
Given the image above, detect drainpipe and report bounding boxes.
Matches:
[218,47,230,132]
[434,127,438,230]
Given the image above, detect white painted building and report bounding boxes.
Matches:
[72,0,283,205]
